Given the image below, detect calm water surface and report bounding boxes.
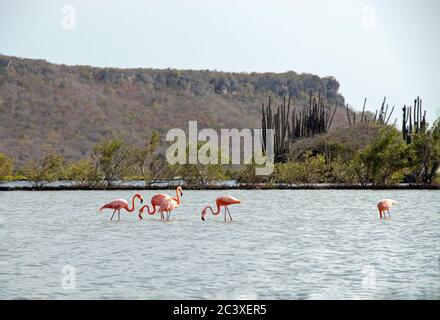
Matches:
[1,190,439,299]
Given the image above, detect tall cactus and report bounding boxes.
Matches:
[261,96,290,162]
[402,96,426,144]
[262,92,337,162]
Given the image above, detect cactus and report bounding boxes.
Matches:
[261,92,336,162]
[402,96,426,144]
[347,97,395,126]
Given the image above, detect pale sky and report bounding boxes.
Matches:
[1,0,439,124]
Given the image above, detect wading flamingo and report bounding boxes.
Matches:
[138,186,183,220]
[377,199,398,219]
[99,193,143,221]
[201,195,241,222]
[157,196,181,221]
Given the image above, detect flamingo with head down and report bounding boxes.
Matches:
[99,193,143,221]
[377,199,398,219]
[138,186,183,220]
[201,195,241,222]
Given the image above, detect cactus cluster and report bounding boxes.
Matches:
[261,92,337,162]
[402,96,426,144]
[346,97,396,126]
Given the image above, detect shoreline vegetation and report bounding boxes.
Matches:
[1,181,439,191]
[1,115,440,191]
[1,127,439,191]
[1,72,439,189]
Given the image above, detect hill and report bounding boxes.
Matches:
[0,55,347,162]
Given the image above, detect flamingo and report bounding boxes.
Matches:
[99,193,143,221]
[138,186,183,220]
[201,195,241,222]
[157,196,181,221]
[377,199,398,219]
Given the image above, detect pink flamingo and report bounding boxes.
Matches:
[99,193,143,221]
[377,199,398,219]
[201,195,241,222]
[157,196,181,221]
[138,186,183,220]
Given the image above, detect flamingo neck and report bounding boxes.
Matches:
[139,204,158,219]
[127,196,137,212]
[148,204,156,215]
[175,188,181,205]
[206,204,221,216]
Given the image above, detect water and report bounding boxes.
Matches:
[0,190,439,299]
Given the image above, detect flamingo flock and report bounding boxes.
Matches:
[99,186,241,222]
[99,186,398,222]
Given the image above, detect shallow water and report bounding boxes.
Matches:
[0,190,439,299]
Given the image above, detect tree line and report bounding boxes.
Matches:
[0,120,439,187]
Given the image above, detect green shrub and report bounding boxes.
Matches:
[92,139,134,185]
[353,127,411,185]
[275,161,308,185]
[66,159,101,187]
[0,153,14,181]
[410,118,440,184]
[20,153,65,187]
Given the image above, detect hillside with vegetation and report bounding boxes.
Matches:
[1,55,439,188]
[0,55,346,163]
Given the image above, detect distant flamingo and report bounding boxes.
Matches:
[201,195,241,222]
[99,193,143,221]
[377,199,398,219]
[138,186,183,220]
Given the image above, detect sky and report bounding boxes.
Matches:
[1,0,439,123]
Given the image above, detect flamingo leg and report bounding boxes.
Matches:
[227,207,233,221]
[110,209,116,221]
[388,210,391,219]
[118,209,120,221]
